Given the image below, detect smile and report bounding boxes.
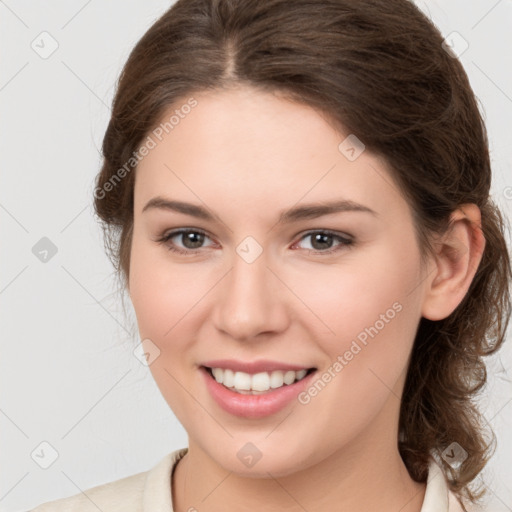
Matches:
[205,366,315,394]
[200,365,318,418]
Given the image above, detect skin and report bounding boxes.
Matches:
[128,85,485,512]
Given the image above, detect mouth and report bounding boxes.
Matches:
[202,365,317,395]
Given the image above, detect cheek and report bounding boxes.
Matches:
[288,250,422,441]
[129,238,204,340]
[291,240,422,376]
[129,241,210,421]
[128,239,221,396]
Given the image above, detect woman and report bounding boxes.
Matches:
[32,0,511,510]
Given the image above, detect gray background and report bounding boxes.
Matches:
[1,1,511,511]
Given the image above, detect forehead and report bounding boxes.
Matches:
[134,87,408,221]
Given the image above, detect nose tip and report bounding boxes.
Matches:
[212,252,288,341]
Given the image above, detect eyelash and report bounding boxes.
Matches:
[155,228,354,256]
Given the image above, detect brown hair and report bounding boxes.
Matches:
[93,0,511,506]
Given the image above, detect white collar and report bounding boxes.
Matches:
[421,457,450,511]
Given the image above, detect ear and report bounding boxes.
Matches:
[421,204,486,321]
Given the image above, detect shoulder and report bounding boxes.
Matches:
[30,448,188,512]
[30,471,147,512]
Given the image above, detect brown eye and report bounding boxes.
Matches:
[157,229,214,255]
[175,231,206,249]
[294,230,353,255]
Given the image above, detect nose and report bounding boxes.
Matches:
[212,245,289,341]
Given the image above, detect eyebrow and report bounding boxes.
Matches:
[141,196,378,223]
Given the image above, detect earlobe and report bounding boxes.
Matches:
[421,204,486,321]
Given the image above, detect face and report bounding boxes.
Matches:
[129,86,430,477]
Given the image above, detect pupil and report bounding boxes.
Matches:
[184,232,204,249]
[312,233,332,250]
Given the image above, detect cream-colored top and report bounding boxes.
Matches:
[31,448,469,511]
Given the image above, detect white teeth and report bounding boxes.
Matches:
[209,367,311,393]
[269,371,284,389]
[283,370,296,385]
[233,371,252,390]
[251,372,270,391]
[223,369,235,387]
[212,367,223,382]
[296,369,307,380]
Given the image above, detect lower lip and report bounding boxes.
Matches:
[200,366,316,419]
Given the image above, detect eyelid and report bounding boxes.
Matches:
[296,228,353,243]
[156,227,354,256]
[158,227,215,251]
[291,229,353,253]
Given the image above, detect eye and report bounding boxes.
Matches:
[156,228,215,255]
[292,230,353,255]
[155,228,354,256]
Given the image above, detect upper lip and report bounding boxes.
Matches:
[201,359,315,374]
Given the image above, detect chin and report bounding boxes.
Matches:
[200,439,318,479]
